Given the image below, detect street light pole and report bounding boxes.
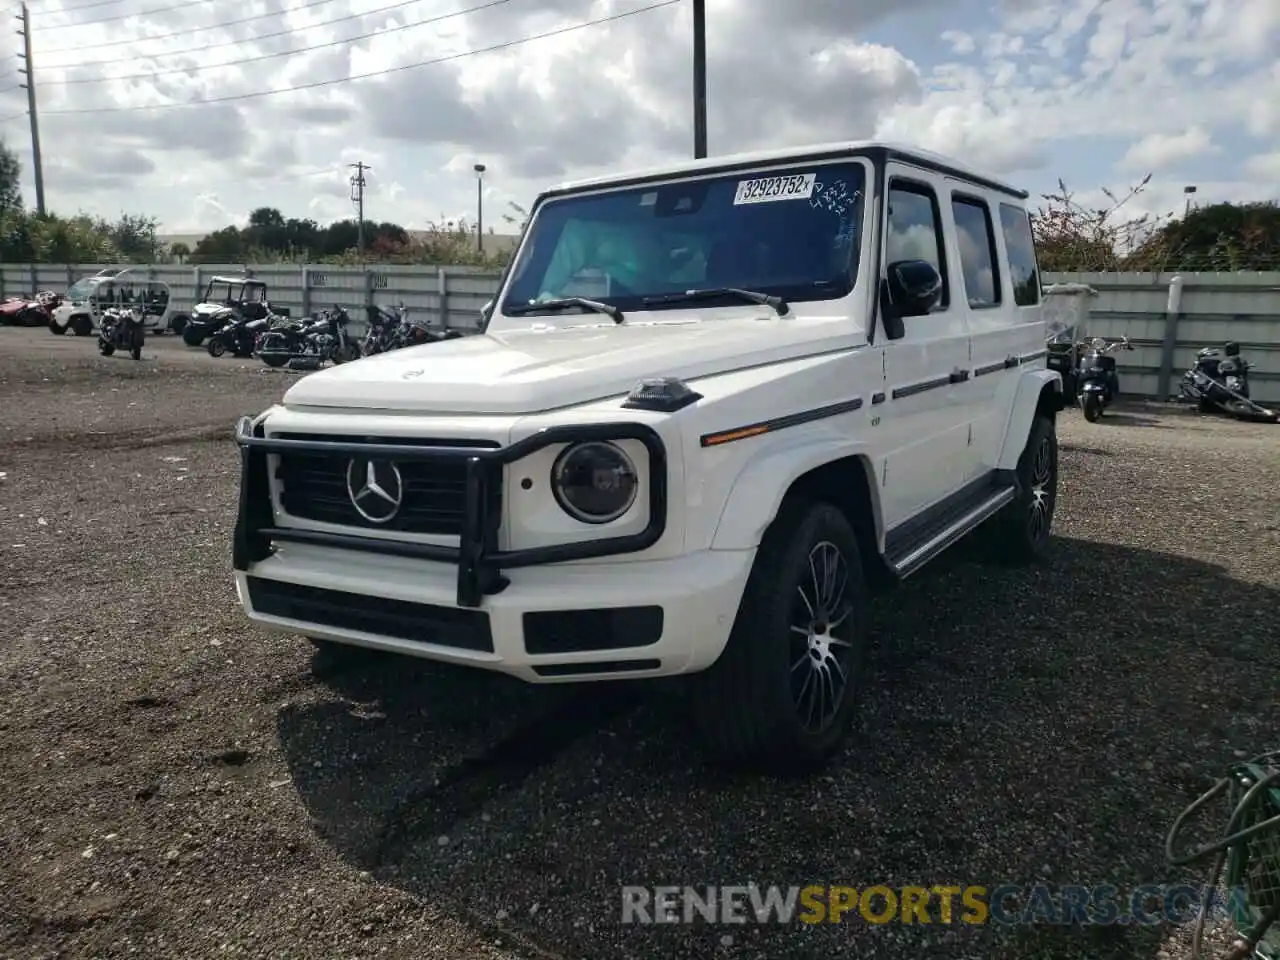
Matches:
[474,163,486,254]
[692,0,707,159]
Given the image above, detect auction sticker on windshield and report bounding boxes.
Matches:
[733,173,817,205]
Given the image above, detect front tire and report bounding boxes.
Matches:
[690,499,868,775]
[182,325,204,347]
[988,413,1057,564]
[70,315,93,337]
[1081,392,1103,422]
[207,337,226,357]
[98,341,115,356]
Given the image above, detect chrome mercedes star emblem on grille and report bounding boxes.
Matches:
[345,458,404,523]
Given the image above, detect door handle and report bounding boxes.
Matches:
[949,369,970,383]
[1004,355,1019,368]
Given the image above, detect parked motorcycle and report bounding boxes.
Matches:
[258,306,360,369]
[363,303,406,355]
[97,305,145,360]
[1045,328,1080,399]
[207,311,270,358]
[1174,341,1278,423]
[1075,336,1132,422]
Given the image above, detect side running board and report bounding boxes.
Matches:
[883,480,1017,580]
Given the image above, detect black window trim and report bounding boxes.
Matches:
[885,175,951,313]
[950,191,1003,311]
[998,201,1041,307]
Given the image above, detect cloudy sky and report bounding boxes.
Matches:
[0,0,1276,236]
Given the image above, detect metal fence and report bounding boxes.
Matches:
[0,262,502,335]
[3,262,1278,403]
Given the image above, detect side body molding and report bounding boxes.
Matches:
[709,437,882,552]
[995,368,1063,471]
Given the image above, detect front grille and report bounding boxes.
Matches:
[272,432,500,536]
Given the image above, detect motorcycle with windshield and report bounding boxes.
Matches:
[97,305,146,361]
[362,303,407,355]
[1075,336,1133,422]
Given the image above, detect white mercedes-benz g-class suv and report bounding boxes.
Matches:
[231,140,1061,774]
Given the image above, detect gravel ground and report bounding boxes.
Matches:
[1,326,1277,960]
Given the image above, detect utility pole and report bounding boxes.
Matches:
[692,0,706,159]
[15,2,45,216]
[473,162,485,254]
[348,161,369,255]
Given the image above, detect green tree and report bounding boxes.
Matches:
[1128,201,1280,271]
[0,136,20,221]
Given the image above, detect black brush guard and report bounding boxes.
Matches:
[231,418,668,608]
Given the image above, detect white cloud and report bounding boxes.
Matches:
[0,0,1275,238]
[1119,127,1219,172]
[1243,152,1280,184]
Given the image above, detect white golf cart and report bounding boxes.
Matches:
[49,267,188,337]
[181,275,287,347]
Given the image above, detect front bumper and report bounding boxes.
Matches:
[230,416,752,680]
[234,544,753,682]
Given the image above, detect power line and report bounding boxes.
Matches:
[32,0,140,13]
[33,0,238,31]
[44,0,679,115]
[46,0,517,81]
[1,109,26,122]
[44,0,426,66]
[36,0,343,53]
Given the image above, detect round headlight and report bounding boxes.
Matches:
[551,441,639,524]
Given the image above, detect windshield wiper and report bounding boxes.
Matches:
[642,287,789,316]
[506,297,623,324]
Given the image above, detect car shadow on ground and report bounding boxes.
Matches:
[276,538,1280,960]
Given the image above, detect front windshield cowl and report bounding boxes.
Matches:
[494,160,866,329]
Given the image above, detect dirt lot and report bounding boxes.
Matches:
[1,327,1277,960]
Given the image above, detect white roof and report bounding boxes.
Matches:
[546,139,1027,199]
[209,275,266,284]
[545,138,1024,199]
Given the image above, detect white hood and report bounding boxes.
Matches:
[281,314,862,415]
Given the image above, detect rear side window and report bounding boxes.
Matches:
[951,196,1000,308]
[998,203,1039,306]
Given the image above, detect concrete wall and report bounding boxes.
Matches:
[4,263,1278,403]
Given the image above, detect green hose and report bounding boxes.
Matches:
[1166,750,1280,960]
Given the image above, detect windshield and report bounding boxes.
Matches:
[66,278,98,301]
[497,160,866,323]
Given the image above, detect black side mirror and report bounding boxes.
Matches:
[884,259,943,324]
[480,300,493,322]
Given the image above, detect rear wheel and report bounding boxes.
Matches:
[207,337,226,357]
[70,315,93,337]
[182,325,204,347]
[690,499,868,775]
[169,314,190,337]
[987,413,1057,564]
[48,317,67,335]
[261,353,288,368]
[98,341,115,356]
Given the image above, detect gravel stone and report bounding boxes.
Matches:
[0,327,1276,960]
